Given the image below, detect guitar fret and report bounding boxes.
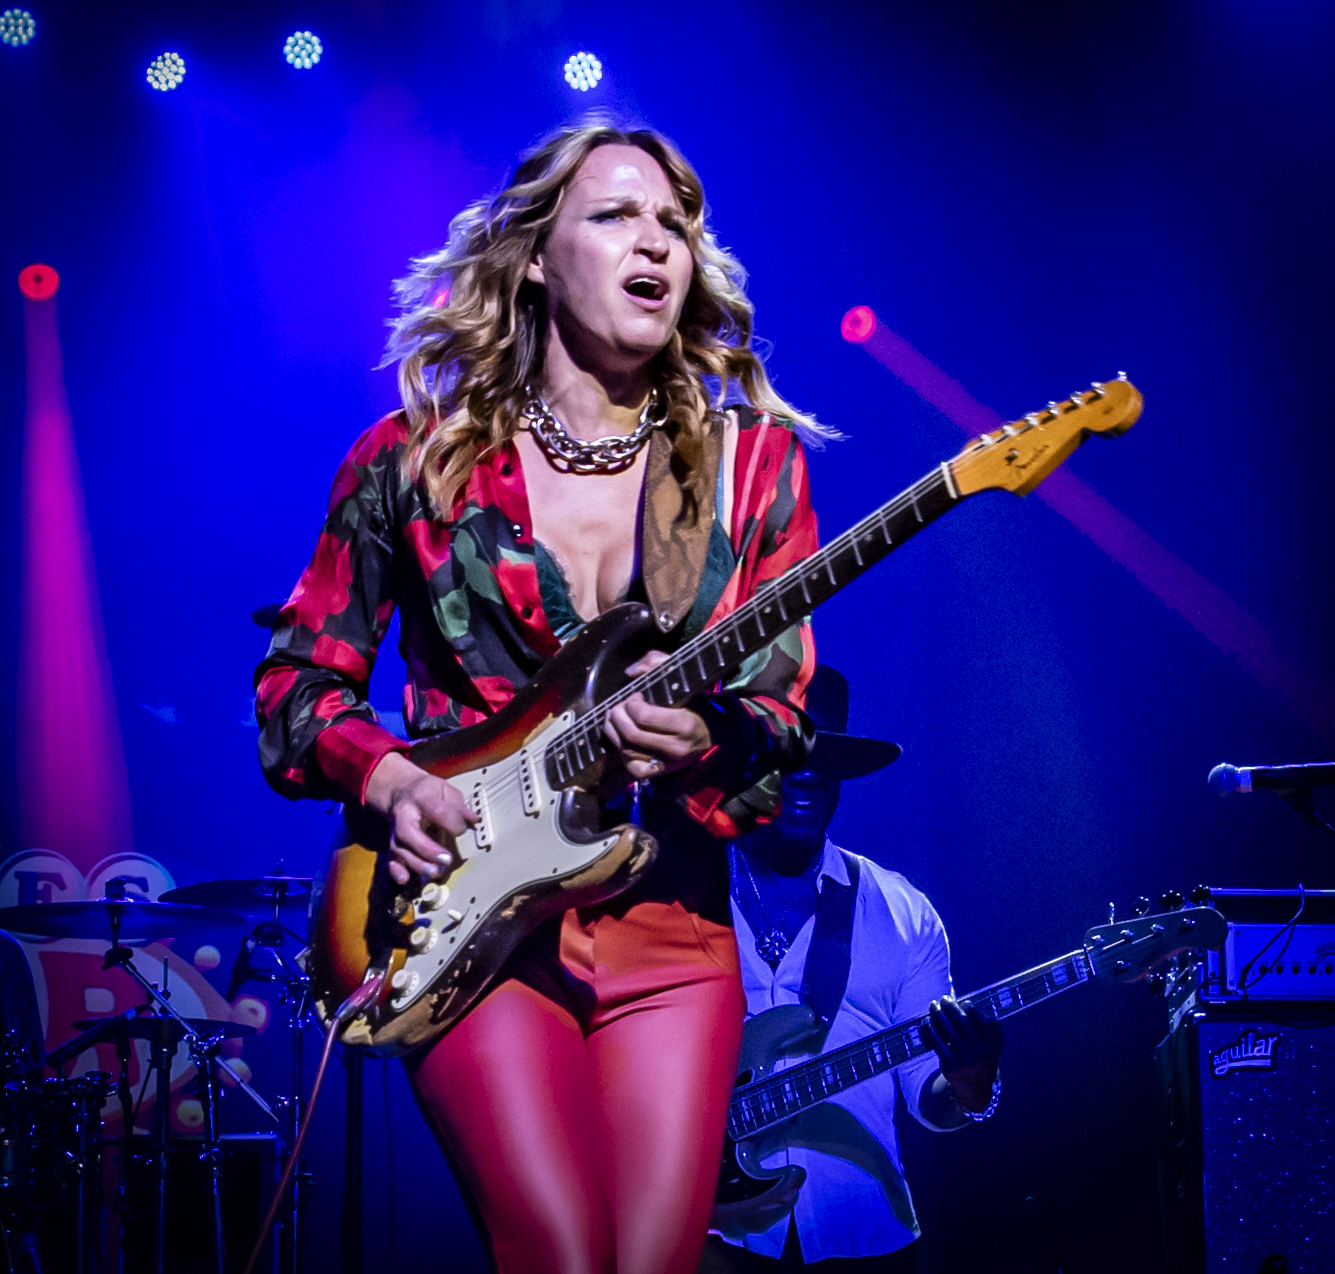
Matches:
[545,469,961,794]
[728,945,1097,1139]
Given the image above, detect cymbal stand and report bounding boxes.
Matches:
[226,889,314,1274]
[189,1032,226,1274]
[101,905,280,1274]
[149,1003,173,1274]
[114,1027,134,1272]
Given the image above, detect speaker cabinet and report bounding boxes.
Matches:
[1158,1005,1335,1273]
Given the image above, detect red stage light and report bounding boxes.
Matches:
[18,263,59,301]
[840,305,877,344]
[431,286,450,308]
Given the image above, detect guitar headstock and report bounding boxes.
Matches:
[950,376,1142,498]
[1083,906,1227,985]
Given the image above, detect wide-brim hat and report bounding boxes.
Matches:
[804,665,902,781]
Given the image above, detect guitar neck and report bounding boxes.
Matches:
[727,947,1092,1141]
[546,463,960,786]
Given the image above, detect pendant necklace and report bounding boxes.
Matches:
[520,387,666,474]
[732,847,792,966]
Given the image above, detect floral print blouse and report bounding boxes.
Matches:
[255,405,819,845]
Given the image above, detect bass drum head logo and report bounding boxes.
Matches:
[1211,1029,1282,1077]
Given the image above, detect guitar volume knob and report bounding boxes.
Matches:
[409,924,438,952]
[419,882,450,910]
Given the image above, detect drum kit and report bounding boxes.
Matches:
[0,873,318,1274]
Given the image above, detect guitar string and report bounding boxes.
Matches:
[729,955,1087,1130]
[453,469,948,884]
[734,956,1081,1119]
[543,466,951,772]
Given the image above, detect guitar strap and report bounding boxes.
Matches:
[798,849,861,1050]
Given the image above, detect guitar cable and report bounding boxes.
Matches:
[240,973,386,1274]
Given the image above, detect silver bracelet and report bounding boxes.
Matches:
[964,1074,1002,1122]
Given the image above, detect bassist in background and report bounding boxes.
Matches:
[702,667,1004,1273]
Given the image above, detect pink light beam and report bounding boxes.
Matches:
[17,267,135,869]
[843,306,1334,745]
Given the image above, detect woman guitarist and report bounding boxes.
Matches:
[256,123,824,1274]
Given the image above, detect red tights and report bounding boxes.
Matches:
[407,902,746,1274]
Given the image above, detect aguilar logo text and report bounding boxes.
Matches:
[1210,1029,1281,1078]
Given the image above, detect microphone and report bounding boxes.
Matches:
[45,1009,138,1071]
[1208,762,1335,795]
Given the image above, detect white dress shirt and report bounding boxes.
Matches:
[722,838,956,1261]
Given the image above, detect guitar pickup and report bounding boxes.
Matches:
[469,783,492,850]
[518,748,541,817]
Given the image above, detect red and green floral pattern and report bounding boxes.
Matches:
[255,407,819,839]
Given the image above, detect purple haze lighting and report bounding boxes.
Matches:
[849,307,1334,743]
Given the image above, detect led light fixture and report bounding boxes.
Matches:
[0,9,35,46]
[146,52,187,91]
[284,30,322,69]
[563,51,603,92]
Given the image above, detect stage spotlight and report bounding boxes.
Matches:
[1,8,35,46]
[18,264,58,301]
[283,29,322,69]
[840,305,877,344]
[563,51,603,91]
[146,52,186,91]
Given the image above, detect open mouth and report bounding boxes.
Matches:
[623,275,668,302]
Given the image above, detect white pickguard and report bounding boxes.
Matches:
[385,712,618,1013]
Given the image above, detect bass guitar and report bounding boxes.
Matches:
[309,378,1143,1053]
[713,904,1226,1233]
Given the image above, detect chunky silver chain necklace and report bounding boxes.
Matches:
[520,387,666,474]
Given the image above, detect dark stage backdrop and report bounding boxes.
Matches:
[3,1,1333,1270]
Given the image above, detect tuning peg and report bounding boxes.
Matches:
[1089,381,1106,397]
[1187,884,1211,905]
[1144,973,1167,998]
[1158,890,1184,911]
[1116,370,1128,381]
[1069,391,1086,406]
[1133,896,1152,917]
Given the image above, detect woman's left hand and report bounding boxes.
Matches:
[603,650,712,782]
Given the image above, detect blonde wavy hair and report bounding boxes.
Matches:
[384,120,827,519]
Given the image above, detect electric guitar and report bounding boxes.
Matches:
[713,904,1226,1234]
[308,378,1143,1054]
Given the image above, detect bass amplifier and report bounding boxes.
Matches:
[1157,1003,1335,1273]
[1166,889,1335,1020]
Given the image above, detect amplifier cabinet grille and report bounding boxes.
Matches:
[1158,1007,1335,1273]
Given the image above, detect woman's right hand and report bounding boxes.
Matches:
[365,753,477,886]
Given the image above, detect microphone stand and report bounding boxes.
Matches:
[1275,788,1335,840]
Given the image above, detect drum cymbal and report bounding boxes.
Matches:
[158,877,312,916]
[0,898,246,942]
[70,1016,255,1043]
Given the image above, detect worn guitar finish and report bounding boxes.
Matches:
[713,905,1226,1233]
[309,379,1143,1054]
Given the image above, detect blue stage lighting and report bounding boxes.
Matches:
[0,9,35,46]
[146,52,187,91]
[283,30,322,69]
[563,51,603,91]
